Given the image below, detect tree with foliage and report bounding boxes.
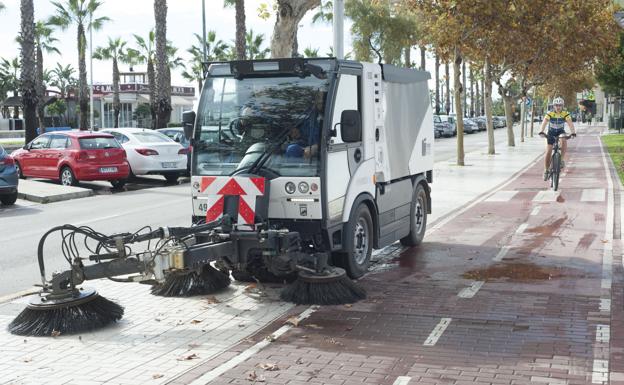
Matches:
[303,46,319,58]
[0,58,21,119]
[49,0,109,129]
[269,0,320,58]
[93,37,131,128]
[224,0,246,60]
[127,30,156,127]
[153,0,170,129]
[245,29,271,59]
[182,31,228,92]
[32,21,60,133]
[50,63,76,99]
[47,99,66,126]
[20,0,37,142]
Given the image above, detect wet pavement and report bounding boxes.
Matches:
[168,125,623,385]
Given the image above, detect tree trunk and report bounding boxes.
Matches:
[404,46,411,68]
[469,64,474,117]
[36,44,46,134]
[13,91,19,119]
[20,0,37,143]
[503,94,515,147]
[462,60,466,117]
[434,54,440,114]
[453,47,464,166]
[164,65,172,124]
[154,0,171,129]
[148,58,156,129]
[444,62,450,114]
[235,0,246,60]
[529,87,536,137]
[419,45,425,71]
[113,57,120,128]
[475,74,480,117]
[77,22,88,129]
[480,78,485,115]
[484,56,495,155]
[270,0,320,58]
[520,96,525,143]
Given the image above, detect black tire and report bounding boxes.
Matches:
[14,161,25,179]
[334,204,373,279]
[164,173,179,184]
[60,166,77,186]
[552,152,560,191]
[110,179,127,189]
[400,183,428,247]
[0,191,17,205]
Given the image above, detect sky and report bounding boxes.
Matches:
[0,0,353,89]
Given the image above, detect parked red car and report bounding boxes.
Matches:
[11,131,130,188]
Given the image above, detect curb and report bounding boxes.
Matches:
[17,189,93,204]
[0,286,38,304]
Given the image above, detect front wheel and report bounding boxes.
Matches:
[551,152,560,191]
[0,192,17,205]
[60,166,77,186]
[164,173,179,184]
[400,183,428,246]
[110,179,127,189]
[334,204,373,279]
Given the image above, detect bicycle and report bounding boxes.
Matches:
[539,132,574,191]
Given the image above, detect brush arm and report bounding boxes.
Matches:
[48,258,148,293]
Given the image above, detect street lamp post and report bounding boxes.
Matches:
[333,0,344,59]
[202,0,207,64]
[89,13,94,130]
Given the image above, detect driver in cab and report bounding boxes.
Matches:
[283,91,325,159]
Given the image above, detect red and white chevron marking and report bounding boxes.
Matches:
[195,176,265,225]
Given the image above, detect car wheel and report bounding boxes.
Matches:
[111,179,127,189]
[60,166,77,186]
[164,173,179,184]
[14,161,25,179]
[0,192,18,205]
[333,203,373,279]
[400,183,428,247]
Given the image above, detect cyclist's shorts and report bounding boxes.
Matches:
[547,128,566,145]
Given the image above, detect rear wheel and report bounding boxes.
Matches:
[110,179,127,189]
[60,166,77,186]
[14,161,25,179]
[0,191,17,205]
[334,204,373,279]
[164,173,179,184]
[400,183,428,246]
[551,152,560,191]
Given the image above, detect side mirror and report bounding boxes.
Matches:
[340,110,361,143]
[182,110,196,140]
[174,134,181,143]
[23,144,29,150]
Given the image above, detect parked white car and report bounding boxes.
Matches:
[101,128,188,183]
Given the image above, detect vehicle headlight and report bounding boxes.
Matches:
[298,182,309,194]
[285,182,296,194]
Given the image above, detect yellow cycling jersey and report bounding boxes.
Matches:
[545,110,571,130]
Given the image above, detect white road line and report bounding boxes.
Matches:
[423,318,452,346]
[392,376,412,385]
[596,325,610,344]
[600,299,611,313]
[592,359,609,384]
[189,307,317,384]
[581,189,606,202]
[516,223,529,234]
[493,246,510,262]
[530,205,542,216]
[458,281,484,298]
[485,190,518,202]
[533,190,560,202]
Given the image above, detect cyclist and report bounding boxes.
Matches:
[538,97,576,181]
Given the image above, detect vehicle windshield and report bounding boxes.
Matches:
[194,75,329,177]
[79,137,120,149]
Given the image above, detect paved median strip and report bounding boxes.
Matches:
[493,246,510,262]
[458,281,484,298]
[423,318,452,346]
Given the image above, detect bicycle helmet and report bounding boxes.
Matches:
[553,97,564,106]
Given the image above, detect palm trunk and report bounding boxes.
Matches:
[154,0,171,129]
[453,47,464,166]
[13,91,19,119]
[475,73,480,117]
[434,54,440,114]
[36,44,46,134]
[520,96,526,143]
[113,57,120,128]
[78,22,88,129]
[270,0,320,58]
[444,62,450,114]
[164,65,172,124]
[148,58,156,128]
[503,94,515,147]
[419,45,425,70]
[469,64,474,117]
[529,87,536,137]
[20,0,37,143]
[404,46,411,68]
[484,56,495,155]
[462,60,466,117]
[235,0,246,60]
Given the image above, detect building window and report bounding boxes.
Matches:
[103,103,133,128]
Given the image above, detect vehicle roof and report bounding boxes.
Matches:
[102,127,169,135]
[46,130,114,138]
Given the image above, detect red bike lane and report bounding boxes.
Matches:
[171,126,621,385]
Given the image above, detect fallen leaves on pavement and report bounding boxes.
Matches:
[285,317,300,327]
[256,363,280,371]
[177,353,199,361]
[204,296,220,304]
[246,370,266,382]
[152,374,164,379]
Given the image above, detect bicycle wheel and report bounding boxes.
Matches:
[551,152,561,191]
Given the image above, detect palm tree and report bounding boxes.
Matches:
[93,37,129,128]
[127,30,156,127]
[303,47,319,58]
[1,58,21,119]
[50,63,76,99]
[0,2,5,11]
[20,0,37,142]
[224,0,246,59]
[154,0,170,129]
[245,29,270,60]
[34,21,60,133]
[49,0,110,129]
[182,32,228,98]
[312,0,332,24]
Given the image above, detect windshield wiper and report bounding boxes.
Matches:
[246,126,292,175]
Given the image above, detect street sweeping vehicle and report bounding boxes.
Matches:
[9,58,434,336]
